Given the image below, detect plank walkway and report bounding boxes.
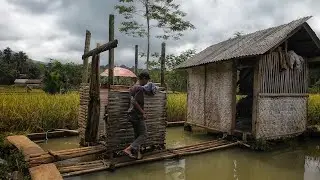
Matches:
[59,139,240,178]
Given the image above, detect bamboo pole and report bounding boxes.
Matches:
[82,30,91,83]
[108,14,115,89]
[82,40,118,60]
[176,142,240,156]
[84,43,101,143]
[62,166,109,178]
[160,42,166,87]
[135,45,138,74]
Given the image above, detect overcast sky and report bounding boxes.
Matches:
[1,0,320,67]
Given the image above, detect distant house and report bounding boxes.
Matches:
[14,79,43,88]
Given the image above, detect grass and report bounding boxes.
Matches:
[0,91,320,133]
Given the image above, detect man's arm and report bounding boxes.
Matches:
[133,100,145,115]
[132,87,146,119]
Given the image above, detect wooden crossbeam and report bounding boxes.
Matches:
[82,39,118,59]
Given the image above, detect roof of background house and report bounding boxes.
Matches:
[14,79,42,84]
[14,79,28,84]
[177,16,320,69]
[26,79,42,84]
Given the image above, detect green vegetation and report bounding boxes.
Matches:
[0,133,30,180]
[167,93,187,122]
[0,92,79,133]
[0,47,43,85]
[43,60,83,94]
[308,94,320,125]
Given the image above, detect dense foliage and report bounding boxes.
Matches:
[0,47,43,84]
[43,60,83,94]
[149,49,196,92]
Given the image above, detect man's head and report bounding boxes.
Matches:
[138,71,150,86]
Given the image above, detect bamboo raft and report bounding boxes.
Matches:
[6,136,240,180]
[59,139,240,178]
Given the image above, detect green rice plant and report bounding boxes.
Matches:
[308,94,320,125]
[167,93,187,122]
[166,93,320,125]
[0,92,79,133]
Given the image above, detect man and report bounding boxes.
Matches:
[123,71,150,159]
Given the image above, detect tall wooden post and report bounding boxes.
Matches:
[160,42,166,87]
[135,45,138,75]
[108,14,115,89]
[84,43,101,144]
[82,30,91,83]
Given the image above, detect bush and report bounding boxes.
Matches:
[0,133,30,180]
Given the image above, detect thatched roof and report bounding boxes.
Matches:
[177,16,320,69]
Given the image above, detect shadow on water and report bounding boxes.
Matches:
[38,127,320,180]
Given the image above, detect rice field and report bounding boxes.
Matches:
[0,91,319,133]
[0,92,79,133]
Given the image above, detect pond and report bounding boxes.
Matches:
[38,127,320,180]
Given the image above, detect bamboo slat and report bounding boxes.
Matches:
[259,52,308,94]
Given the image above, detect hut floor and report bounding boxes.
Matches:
[59,139,240,178]
[235,118,252,133]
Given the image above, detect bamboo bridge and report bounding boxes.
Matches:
[6,134,240,180]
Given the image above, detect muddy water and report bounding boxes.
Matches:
[38,127,320,180]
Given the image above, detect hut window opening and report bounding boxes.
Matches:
[235,60,255,133]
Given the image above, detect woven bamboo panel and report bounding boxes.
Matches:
[255,96,307,139]
[187,61,234,133]
[78,84,109,142]
[186,66,205,126]
[105,90,167,153]
[205,61,234,133]
[78,84,90,142]
[98,89,108,136]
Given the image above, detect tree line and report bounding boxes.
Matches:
[0,47,42,84]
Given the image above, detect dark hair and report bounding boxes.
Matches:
[138,71,150,80]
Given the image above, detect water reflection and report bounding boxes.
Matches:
[304,156,320,180]
[233,160,238,180]
[165,159,185,180]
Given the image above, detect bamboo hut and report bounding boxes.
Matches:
[177,16,320,140]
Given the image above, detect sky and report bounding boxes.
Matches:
[1,0,320,68]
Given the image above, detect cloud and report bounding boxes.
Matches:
[1,0,320,68]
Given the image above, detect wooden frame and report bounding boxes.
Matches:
[231,60,237,133]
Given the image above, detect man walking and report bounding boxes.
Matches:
[123,71,150,159]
